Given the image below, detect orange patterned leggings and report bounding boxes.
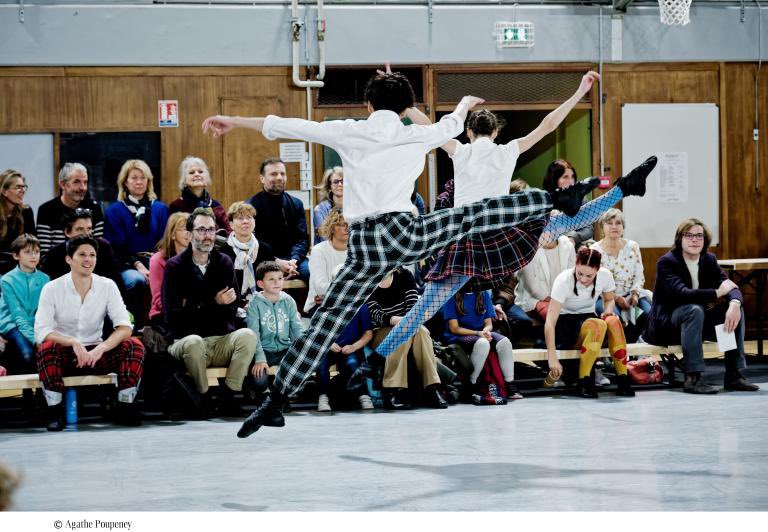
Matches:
[577,315,628,378]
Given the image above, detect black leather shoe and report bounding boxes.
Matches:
[383,388,411,410]
[346,353,383,391]
[615,156,658,197]
[424,384,448,409]
[724,372,759,392]
[46,404,66,432]
[237,391,287,438]
[114,401,143,427]
[578,376,599,398]
[615,374,636,397]
[551,177,601,217]
[683,373,719,394]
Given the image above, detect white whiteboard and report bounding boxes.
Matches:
[0,134,55,214]
[621,104,719,247]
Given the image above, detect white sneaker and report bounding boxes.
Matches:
[317,394,332,412]
[595,368,610,386]
[358,394,374,410]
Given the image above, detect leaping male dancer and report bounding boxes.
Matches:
[203,70,595,438]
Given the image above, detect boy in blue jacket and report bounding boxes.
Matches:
[0,234,50,374]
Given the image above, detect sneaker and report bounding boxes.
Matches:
[505,382,524,400]
[317,394,332,412]
[358,394,374,410]
[595,368,610,386]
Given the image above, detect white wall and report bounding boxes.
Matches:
[0,4,764,66]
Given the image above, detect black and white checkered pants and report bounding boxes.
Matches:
[273,189,552,394]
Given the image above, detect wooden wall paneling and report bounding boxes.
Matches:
[723,63,768,261]
[160,75,225,205]
[0,76,66,131]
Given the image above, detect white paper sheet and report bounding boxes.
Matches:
[715,323,737,352]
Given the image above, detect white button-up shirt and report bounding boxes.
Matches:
[34,273,132,345]
[451,137,520,207]
[262,110,464,222]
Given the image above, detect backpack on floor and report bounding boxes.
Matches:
[627,356,664,385]
[472,350,508,406]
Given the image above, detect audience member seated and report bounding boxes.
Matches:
[513,234,575,324]
[34,235,145,431]
[366,268,447,410]
[0,170,36,274]
[590,208,653,325]
[443,286,521,401]
[542,159,593,248]
[39,209,122,289]
[168,156,231,235]
[304,208,348,317]
[104,159,169,303]
[248,157,310,281]
[37,163,104,255]
[643,218,758,394]
[313,167,343,244]
[220,202,275,321]
[544,247,634,399]
[163,208,257,416]
[148,212,190,329]
[0,235,49,375]
[316,303,374,412]
[245,261,304,402]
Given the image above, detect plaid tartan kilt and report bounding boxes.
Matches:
[425,217,547,291]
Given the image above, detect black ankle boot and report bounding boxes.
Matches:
[683,372,719,394]
[46,403,66,432]
[551,177,601,217]
[347,352,383,391]
[615,156,658,197]
[724,370,759,392]
[424,384,448,409]
[578,376,599,399]
[114,401,143,427]
[616,374,636,397]
[237,390,287,438]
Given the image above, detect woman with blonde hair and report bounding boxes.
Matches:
[305,208,348,317]
[168,156,231,234]
[313,166,343,244]
[0,169,35,274]
[105,159,169,291]
[148,212,190,326]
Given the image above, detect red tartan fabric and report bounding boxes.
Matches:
[37,337,145,394]
[425,218,547,291]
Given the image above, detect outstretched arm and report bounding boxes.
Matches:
[202,116,266,137]
[515,71,599,154]
[404,107,459,156]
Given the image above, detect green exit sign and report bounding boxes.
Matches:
[495,21,535,48]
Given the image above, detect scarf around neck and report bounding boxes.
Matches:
[181,186,212,210]
[124,194,153,234]
[227,232,260,298]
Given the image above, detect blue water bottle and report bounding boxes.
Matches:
[65,388,78,425]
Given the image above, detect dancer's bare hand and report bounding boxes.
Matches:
[578,71,600,95]
[459,96,485,110]
[202,115,237,137]
[376,62,392,76]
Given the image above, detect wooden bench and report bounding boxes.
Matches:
[283,279,308,290]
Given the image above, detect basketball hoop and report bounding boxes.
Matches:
[658,0,692,26]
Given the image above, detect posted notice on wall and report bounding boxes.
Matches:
[656,152,688,203]
[279,142,306,163]
[158,100,179,128]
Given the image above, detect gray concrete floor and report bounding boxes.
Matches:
[2,381,768,511]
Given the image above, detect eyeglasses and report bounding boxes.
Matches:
[73,208,92,216]
[10,185,28,191]
[193,227,217,235]
[331,179,344,186]
[683,232,705,241]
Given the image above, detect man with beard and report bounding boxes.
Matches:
[246,158,310,281]
[37,163,105,255]
[163,207,258,416]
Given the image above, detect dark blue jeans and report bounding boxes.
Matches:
[3,327,36,374]
[317,351,364,395]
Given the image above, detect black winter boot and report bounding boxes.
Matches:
[616,374,636,397]
[46,403,66,432]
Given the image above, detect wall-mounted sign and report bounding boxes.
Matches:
[158,100,179,128]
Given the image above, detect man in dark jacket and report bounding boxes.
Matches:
[643,218,758,394]
[163,207,257,414]
[247,157,310,281]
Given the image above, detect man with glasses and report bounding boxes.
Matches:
[246,157,310,281]
[163,207,258,417]
[643,218,759,394]
[37,163,105,255]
